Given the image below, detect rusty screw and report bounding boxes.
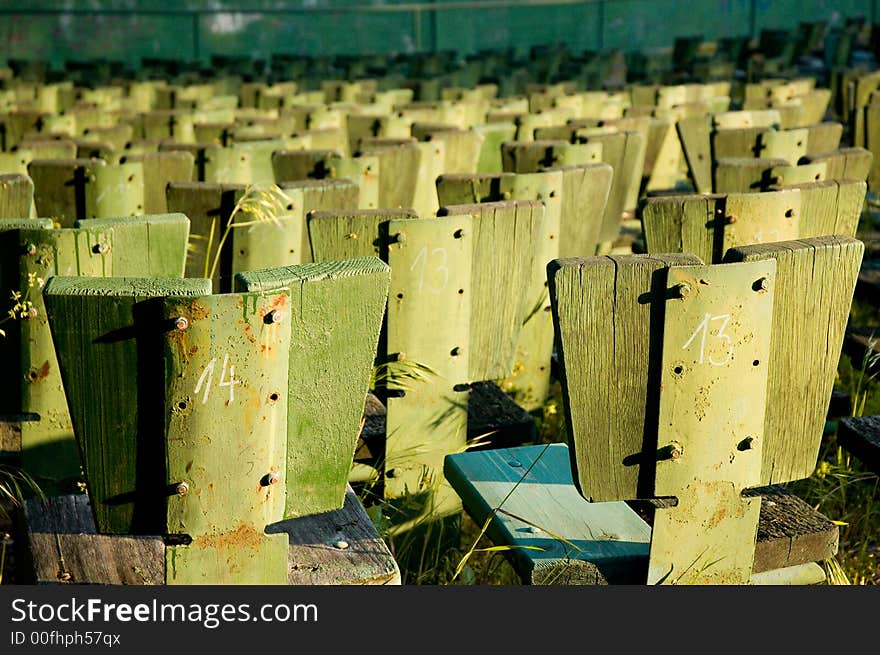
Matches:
[265,309,283,324]
[265,471,281,486]
[92,242,110,255]
[669,442,683,460]
[25,243,37,256]
[395,232,407,244]
[727,215,738,224]
[175,481,189,496]
[173,316,189,331]
[674,283,692,299]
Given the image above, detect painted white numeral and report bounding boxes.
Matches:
[681,313,733,366]
[410,246,449,293]
[194,353,241,404]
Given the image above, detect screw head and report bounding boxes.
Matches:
[727,215,738,224]
[753,277,770,292]
[25,243,37,256]
[92,242,110,255]
[674,283,692,299]
[266,471,281,486]
[175,481,189,496]
[173,316,189,331]
[265,309,283,324]
[333,539,349,550]
[395,232,407,244]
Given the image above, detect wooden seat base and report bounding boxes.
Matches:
[444,443,838,585]
[21,486,400,586]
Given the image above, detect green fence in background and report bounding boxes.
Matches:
[0,0,874,66]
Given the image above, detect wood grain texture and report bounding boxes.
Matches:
[166,181,244,288]
[384,216,471,525]
[723,237,863,483]
[445,445,838,584]
[357,142,420,209]
[28,158,107,227]
[267,485,400,585]
[777,179,866,238]
[444,444,651,585]
[676,114,713,193]
[24,489,400,585]
[714,157,789,193]
[440,200,543,381]
[435,172,516,206]
[308,209,416,262]
[0,174,34,219]
[279,178,360,264]
[838,415,880,474]
[549,163,612,259]
[272,149,341,182]
[804,122,843,155]
[74,214,190,278]
[162,290,290,584]
[125,151,195,214]
[43,276,212,533]
[549,254,701,502]
[474,122,517,173]
[234,258,390,519]
[712,127,767,159]
[581,131,628,243]
[771,161,828,186]
[25,495,165,585]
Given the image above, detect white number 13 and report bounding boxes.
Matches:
[681,313,733,366]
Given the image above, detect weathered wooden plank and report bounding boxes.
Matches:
[770,161,828,186]
[84,160,145,219]
[650,260,774,584]
[25,495,166,585]
[307,208,415,263]
[676,114,713,193]
[714,157,789,193]
[580,131,628,243]
[776,179,865,238]
[28,158,107,227]
[74,213,190,278]
[268,485,401,585]
[804,122,843,155]
[384,216,471,527]
[272,149,341,183]
[124,151,195,215]
[550,163,612,259]
[474,122,517,173]
[838,415,880,474]
[357,141,420,209]
[445,445,838,584]
[24,488,401,585]
[440,201,543,381]
[444,444,652,585]
[279,178,359,264]
[435,172,516,206]
[549,254,702,502]
[0,174,33,219]
[712,127,767,159]
[43,276,212,533]
[234,258,390,518]
[723,237,863,483]
[165,181,244,289]
[162,289,290,584]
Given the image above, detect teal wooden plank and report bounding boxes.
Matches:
[444,444,651,584]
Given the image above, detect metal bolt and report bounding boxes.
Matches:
[395,232,407,244]
[92,242,110,255]
[175,481,189,496]
[396,352,406,361]
[265,471,281,486]
[674,283,692,299]
[265,309,283,324]
[753,277,769,292]
[727,215,738,224]
[333,539,349,550]
[173,316,189,331]
[25,243,37,256]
